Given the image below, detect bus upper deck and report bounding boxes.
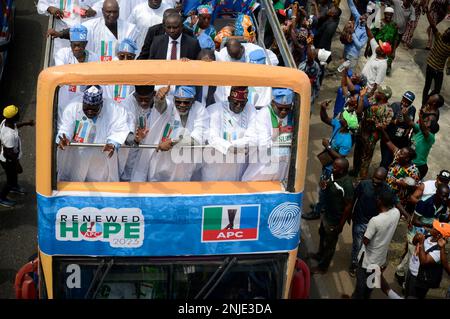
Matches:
[16,0,312,300]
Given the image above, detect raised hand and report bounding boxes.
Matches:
[102,143,115,158]
[58,133,70,150]
[47,6,65,19]
[135,127,149,144]
[156,86,170,100]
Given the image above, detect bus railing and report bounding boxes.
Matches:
[66,142,293,149]
[42,14,54,69]
[259,0,297,69]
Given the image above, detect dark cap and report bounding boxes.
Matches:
[437,170,450,182]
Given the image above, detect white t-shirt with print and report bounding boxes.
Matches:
[362,207,400,269]
[408,237,441,276]
[0,120,21,162]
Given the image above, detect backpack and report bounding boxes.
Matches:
[415,243,443,289]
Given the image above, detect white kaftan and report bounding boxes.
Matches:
[54,47,100,126]
[241,105,293,181]
[38,0,99,64]
[129,2,173,51]
[118,94,157,181]
[82,17,139,61]
[56,98,129,182]
[147,101,209,182]
[201,101,257,181]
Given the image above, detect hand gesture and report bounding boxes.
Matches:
[157,139,173,152]
[47,6,65,19]
[359,86,368,97]
[103,143,115,158]
[26,120,35,127]
[322,138,330,147]
[416,232,425,244]
[190,14,199,27]
[83,7,97,18]
[396,178,408,188]
[299,6,307,17]
[156,86,170,100]
[320,100,330,108]
[438,238,447,248]
[135,127,149,143]
[57,133,70,150]
[47,28,62,38]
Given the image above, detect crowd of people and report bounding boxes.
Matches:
[0,0,449,299]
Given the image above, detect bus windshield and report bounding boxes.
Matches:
[54,254,287,299]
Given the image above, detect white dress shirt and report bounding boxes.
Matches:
[165,34,181,60]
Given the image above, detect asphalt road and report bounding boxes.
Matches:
[0,0,448,300]
[0,0,48,299]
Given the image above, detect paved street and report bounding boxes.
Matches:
[0,0,448,299]
[0,0,48,299]
[300,2,450,299]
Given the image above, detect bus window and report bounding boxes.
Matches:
[53,254,287,299]
[54,84,299,184]
[172,256,286,299]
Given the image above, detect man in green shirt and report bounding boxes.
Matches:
[411,113,439,179]
[310,158,354,274]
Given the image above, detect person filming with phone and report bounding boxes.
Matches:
[303,99,358,220]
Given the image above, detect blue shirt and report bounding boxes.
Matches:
[344,0,368,59]
[333,84,361,117]
[324,119,353,174]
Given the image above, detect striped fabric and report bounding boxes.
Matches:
[427,32,450,71]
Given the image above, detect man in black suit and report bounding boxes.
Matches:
[144,11,200,60]
[137,8,194,60]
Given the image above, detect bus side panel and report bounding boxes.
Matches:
[37,191,303,257]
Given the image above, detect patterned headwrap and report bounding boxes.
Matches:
[70,24,88,42]
[83,85,103,105]
[117,38,138,54]
[230,87,249,101]
[273,88,294,105]
[197,4,213,15]
[198,32,215,50]
[249,50,266,64]
[235,14,255,42]
[174,86,196,99]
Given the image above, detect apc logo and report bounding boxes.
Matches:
[201,205,260,242]
[56,207,144,248]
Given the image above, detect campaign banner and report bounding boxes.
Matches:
[38,192,302,256]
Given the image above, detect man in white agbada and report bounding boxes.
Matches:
[242,88,295,182]
[56,85,129,182]
[55,25,100,127]
[214,38,279,65]
[104,38,137,103]
[119,85,168,181]
[143,86,209,182]
[92,0,176,22]
[129,0,174,50]
[38,0,98,63]
[214,40,277,104]
[246,49,272,109]
[48,0,140,62]
[202,87,257,181]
